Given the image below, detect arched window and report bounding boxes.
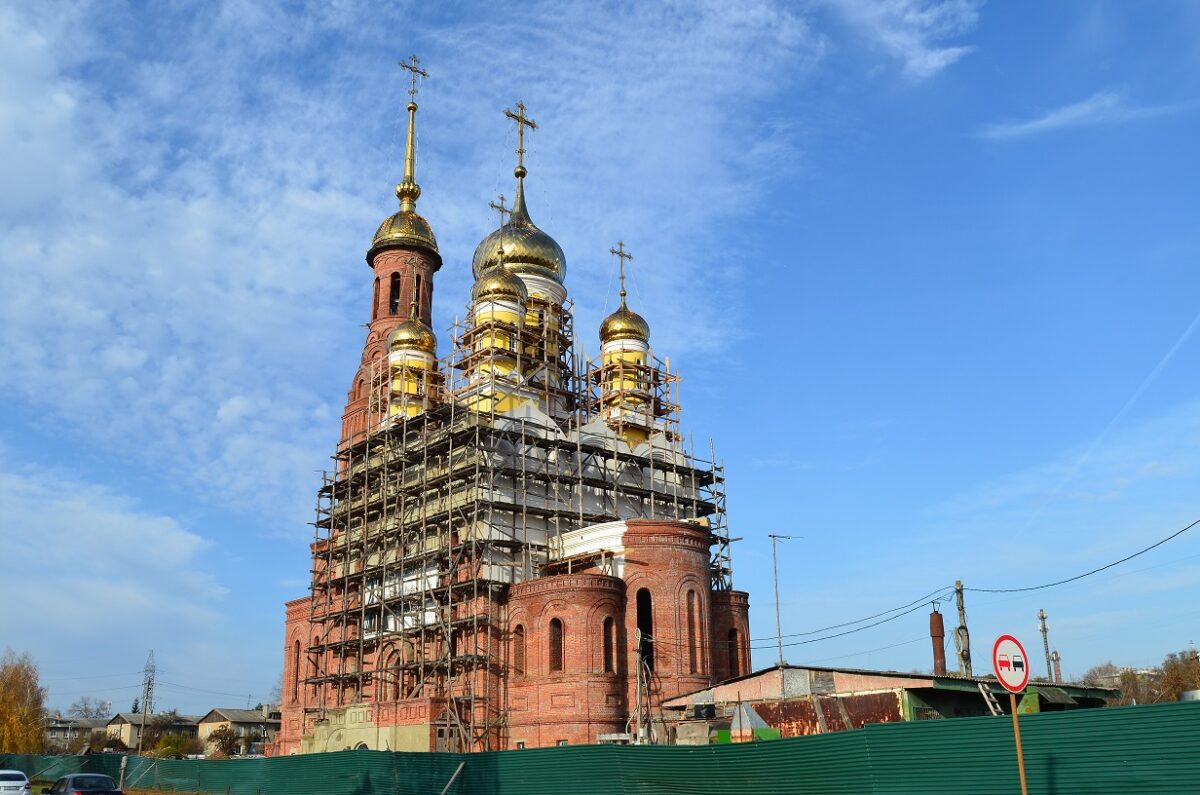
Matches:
[636,588,654,671]
[389,273,401,315]
[686,591,698,674]
[372,277,380,321]
[513,625,526,676]
[356,378,367,401]
[602,616,615,673]
[414,273,423,315]
[549,618,564,672]
[291,640,300,703]
[728,628,741,676]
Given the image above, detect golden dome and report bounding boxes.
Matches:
[369,205,440,263]
[388,310,437,355]
[471,179,565,283]
[471,266,529,304]
[600,305,650,344]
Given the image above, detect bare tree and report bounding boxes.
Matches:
[69,696,111,719]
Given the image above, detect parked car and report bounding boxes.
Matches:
[39,775,122,795]
[0,770,31,794]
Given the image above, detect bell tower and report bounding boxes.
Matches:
[342,55,441,446]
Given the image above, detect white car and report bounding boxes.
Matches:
[0,771,30,795]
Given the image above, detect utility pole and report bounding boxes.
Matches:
[767,535,797,667]
[136,650,155,755]
[954,581,972,677]
[769,534,797,703]
[1038,609,1053,682]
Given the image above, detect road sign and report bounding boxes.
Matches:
[992,634,1030,693]
[993,634,1032,795]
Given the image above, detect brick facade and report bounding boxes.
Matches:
[340,246,440,446]
[273,519,752,754]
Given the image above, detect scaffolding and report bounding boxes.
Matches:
[301,296,731,752]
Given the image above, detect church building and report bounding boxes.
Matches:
[273,61,750,755]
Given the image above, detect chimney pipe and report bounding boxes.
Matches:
[930,609,947,676]
[1052,650,1062,684]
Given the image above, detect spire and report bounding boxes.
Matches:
[610,240,633,309]
[504,102,538,224]
[396,55,429,213]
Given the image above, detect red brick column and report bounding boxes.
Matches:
[507,574,627,748]
[621,520,715,714]
[709,590,752,683]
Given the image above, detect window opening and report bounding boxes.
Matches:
[636,588,654,671]
[603,616,615,673]
[549,618,564,672]
[389,273,401,315]
[513,625,526,676]
[687,591,698,674]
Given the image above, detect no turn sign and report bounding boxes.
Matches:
[992,634,1030,693]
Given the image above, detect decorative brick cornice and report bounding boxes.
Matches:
[510,573,623,599]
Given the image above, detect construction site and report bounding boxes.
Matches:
[273,82,748,754]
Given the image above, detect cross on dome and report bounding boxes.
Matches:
[504,102,538,177]
[398,54,428,102]
[609,241,633,308]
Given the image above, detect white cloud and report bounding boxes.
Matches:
[826,0,982,79]
[980,89,1192,140]
[926,399,1200,573]
[0,454,224,640]
[0,0,823,534]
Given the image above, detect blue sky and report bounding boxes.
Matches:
[1,0,1198,715]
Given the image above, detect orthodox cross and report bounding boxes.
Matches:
[488,194,510,227]
[504,102,538,171]
[489,194,510,259]
[399,55,428,101]
[610,241,633,305]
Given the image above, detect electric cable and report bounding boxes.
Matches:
[967,516,1200,593]
[750,584,955,642]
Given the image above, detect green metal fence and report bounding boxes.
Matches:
[5,701,1197,794]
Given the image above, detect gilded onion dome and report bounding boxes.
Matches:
[471,265,529,304]
[600,303,650,344]
[388,303,437,354]
[367,101,442,267]
[471,171,565,283]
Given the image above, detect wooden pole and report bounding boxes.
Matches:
[1009,692,1029,795]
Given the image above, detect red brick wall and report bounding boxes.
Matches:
[709,590,751,683]
[274,596,313,756]
[507,574,627,748]
[621,520,715,716]
[339,246,439,446]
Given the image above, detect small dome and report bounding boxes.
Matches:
[369,208,439,263]
[600,305,650,344]
[472,267,529,304]
[388,317,437,355]
[471,182,565,283]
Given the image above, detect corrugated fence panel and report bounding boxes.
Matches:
[863,700,1200,794]
[3,702,1197,794]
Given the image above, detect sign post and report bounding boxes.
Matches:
[992,634,1031,795]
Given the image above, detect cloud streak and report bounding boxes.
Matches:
[826,0,982,79]
[0,1,823,537]
[980,89,1192,140]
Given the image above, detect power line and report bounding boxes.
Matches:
[751,584,954,642]
[750,598,944,651]
[968,516,1200,594]
[158,680,265,700]
[42,671,144,682]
